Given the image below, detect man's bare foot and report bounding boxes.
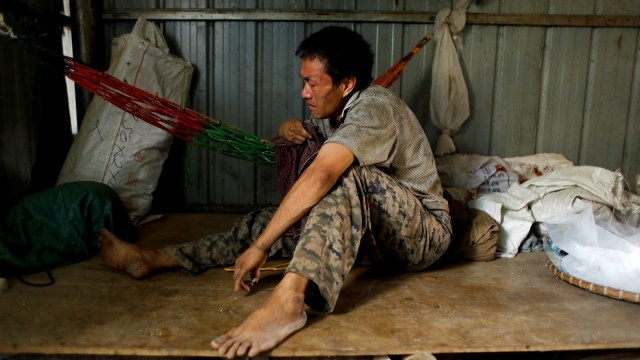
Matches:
[99,228,180,278]
[211,273,308,358]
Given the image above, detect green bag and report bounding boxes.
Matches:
[0,181,134,277]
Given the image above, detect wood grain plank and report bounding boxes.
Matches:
[1,214,639,357]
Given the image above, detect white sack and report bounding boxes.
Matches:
[503,153,574,182]
[469,183,539,258]
[430,0,471,156]
[524,166,637,213]
[470,166,640,258]
[57,18,193,224]
[436,153,519,201]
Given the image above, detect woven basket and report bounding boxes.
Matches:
[545,258,640,304]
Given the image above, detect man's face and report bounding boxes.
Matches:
[300,57,349,121]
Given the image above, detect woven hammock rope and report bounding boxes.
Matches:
[63,57,277,166]
[30,32,432,166]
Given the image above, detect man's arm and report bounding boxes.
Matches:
[258,142,354,248]
[232,143,355,291]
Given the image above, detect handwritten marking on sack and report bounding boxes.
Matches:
[106,118,134,187]
[106,168,119,186]
[89,117,104,141]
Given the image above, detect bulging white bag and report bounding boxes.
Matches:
[57,18,193,224]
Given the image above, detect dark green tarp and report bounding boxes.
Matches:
[0,181,133,277]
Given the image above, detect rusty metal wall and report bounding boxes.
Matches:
[99,0,640,209]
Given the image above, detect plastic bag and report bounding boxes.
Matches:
[544,203,640,293]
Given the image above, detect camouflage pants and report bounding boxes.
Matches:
[164,207,297,273]
[288,166,451,312]
[165,165,451,313]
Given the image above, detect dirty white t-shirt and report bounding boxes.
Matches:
[307,85,447,212]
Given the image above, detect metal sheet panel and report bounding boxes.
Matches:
[491,0,546,157]
[622,31,640,193]
[536,0,594,163]
[456,0,500,155]
[97,0,640,208]
[399,0,451,147]
[580,1,640,173]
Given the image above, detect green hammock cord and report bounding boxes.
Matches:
[191,121,276,166]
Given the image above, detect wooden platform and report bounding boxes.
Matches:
[1,213,639,358]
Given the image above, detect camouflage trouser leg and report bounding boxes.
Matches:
[164,207,298,274]
[286,166,452,313]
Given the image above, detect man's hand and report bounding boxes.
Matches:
[233,244,269,292]
[279,118,312,144]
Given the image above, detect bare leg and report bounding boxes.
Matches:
[211,272,309,358]
[98,228,181,278]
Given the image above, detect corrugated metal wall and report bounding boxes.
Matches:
[80,1,640,209]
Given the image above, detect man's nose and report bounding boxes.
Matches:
[301,85,311,99]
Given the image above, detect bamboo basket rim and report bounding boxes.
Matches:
[545,257,640,304]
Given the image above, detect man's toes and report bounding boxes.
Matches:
[236,342,251,357]
[217,338,234,356]
[210,336,222,350]
[225,340,242,359]
[248,345,264,358]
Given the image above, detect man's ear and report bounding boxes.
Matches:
[341,76,357,97]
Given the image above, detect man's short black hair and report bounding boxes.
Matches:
[295,26,374,92]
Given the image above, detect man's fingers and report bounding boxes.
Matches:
[235,280,248,292]
[290,131,311,144]
[233,279,243,292]
[236,278,257,293]
[286,121,311,143]
[295,126,312,139]
[290,134,305,144]
[233,269,246,292]
[251,268,261,284]
[233,268,258,292]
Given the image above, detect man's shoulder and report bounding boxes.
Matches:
[356,85,404,106]
[361,85,394,97]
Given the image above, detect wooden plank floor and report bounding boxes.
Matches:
[1,213,639,358]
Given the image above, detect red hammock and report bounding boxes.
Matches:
[31,33,433,165]
[65,59,210,141]
[373,34,432,88]
[66,33,432,140]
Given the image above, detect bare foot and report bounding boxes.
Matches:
[211,273,308,358]
[99,228,179,278]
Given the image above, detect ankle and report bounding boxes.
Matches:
[279,272,309,294]
[143,249,181,270]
